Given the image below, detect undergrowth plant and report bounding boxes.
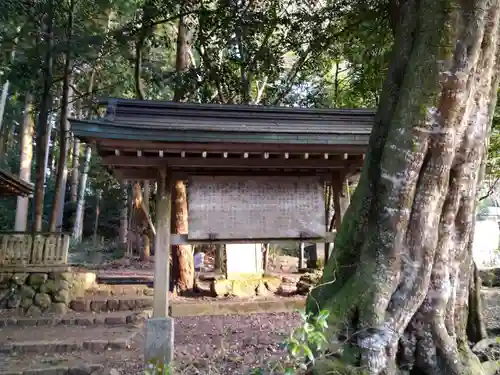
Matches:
[249,309,330,375]
[144,361,170,375]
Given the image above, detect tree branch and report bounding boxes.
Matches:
[479,177,500,202]
[272,18,364,105]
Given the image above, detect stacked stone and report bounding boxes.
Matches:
[296,270,322,295]
[0,271,74,315]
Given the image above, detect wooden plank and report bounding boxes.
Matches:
[170,232,336,245]
[153,168,172,317]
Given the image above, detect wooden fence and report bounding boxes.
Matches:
[0,232,70,266]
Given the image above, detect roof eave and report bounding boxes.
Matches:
[69,119,371,146]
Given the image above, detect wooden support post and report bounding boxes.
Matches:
[214,245,224,274]
[145,168,174,369]
[153,169,172,317]
[298,242,304,270]
[263,243,269,272]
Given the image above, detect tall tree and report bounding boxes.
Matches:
[141,180,151,260]
[33,0,55,232]
[171,15,194,293]
[49,0,75,232]
[73,145,91,241]
[308,1,500,374]
[14,93,34,231]
[118,180,128,246]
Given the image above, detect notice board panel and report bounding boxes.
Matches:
[187,176,325,240]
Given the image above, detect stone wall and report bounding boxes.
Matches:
[0,267,96,316]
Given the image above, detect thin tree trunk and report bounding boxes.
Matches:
[0,27,20,133]
[0,82,10,134]
[93,189,101,246]
[118,180,128,246]
[70,137,79,203]
[43,123,53,180]
[73,145,91,241]
[171,15,194,293]
[171,180,194,293]
[141,180,151,260]
[14,93,34,231]
[308,2,500,374]
[173,16,189,102]
[50,17,75,231]
[33,0,55,232]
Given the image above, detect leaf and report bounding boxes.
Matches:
[302,344,315,363]
[288,342,300,357]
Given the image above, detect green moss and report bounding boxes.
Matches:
[313,358,368,375]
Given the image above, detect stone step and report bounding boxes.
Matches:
[69,296,153,313]
[0,324,139,354]
[67,295,306,317]
[84,284,153,297]
[169,296,306,317]
[0,346,131,375]
[0,310,148,328]
[1,364,104,375]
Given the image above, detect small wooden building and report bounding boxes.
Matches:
[70,98,373,181]
[70,98,375,364]
[0,168,33,197]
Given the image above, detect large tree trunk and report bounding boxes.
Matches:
[33,0,55,232]
[14,93,34,231]
[170,16,194,293]
[307,2,500,374]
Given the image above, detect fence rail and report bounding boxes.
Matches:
[0,232,70,266]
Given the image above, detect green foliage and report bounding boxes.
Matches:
[145,360,171,375]
[286,309,330,362]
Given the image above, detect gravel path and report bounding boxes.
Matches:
[0,312,302,375]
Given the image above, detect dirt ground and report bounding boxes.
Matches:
[0,312,303,375]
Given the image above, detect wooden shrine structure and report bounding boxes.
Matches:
[0,168,33,197]
[69,98,374,364]
[0,169,70,266]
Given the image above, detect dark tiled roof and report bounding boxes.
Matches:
[70,98,374,147]
[100,98,374,135]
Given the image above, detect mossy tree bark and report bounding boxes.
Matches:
[307,1,500,374]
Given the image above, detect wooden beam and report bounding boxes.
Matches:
[153,168,172,317]
[96,139,368,154]
[114,168,335,180]
[170,232,336,245]
[102,155,363,169]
